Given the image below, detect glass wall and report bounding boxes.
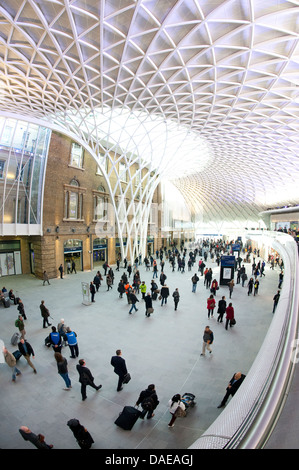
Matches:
[0,240,22,275]
[0,117,51,231]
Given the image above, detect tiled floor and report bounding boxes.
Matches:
[0,255,278,449]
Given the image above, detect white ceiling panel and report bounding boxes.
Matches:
[0,0,298,224]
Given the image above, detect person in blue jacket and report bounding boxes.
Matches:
[49,326,62,353]
[64,327,79,358]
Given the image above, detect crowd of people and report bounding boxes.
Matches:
[1,238,284,449]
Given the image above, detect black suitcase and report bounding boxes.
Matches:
[114,406,142,430]
[3,297,10,308]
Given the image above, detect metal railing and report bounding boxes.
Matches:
[189,231,299,449]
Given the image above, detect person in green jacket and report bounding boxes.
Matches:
[15,315,26,339]
[140,281,147,300]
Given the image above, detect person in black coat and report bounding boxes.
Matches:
[217,296,227,323]
[160,285,169,306]
[128,292,139,314]
[273,290,280,313]
[144,292,153,317]
[217,372,246,408]
[247,277,254,295]
[67,419,94,449]
[160,272,167,286]
[150,280,158,300]
[117,279,126,298]
[127,264,132,278]
[110,349,128,391]
[93,272,102,292]
[18,339,37,373]
[89,282,96,302]
[9,289,17,304]
[76,359,102,401]
[19,426,53,449]
[17,299,27,320]
[172,288,180,310]
[136,384,159,419]
[40,300,52,328]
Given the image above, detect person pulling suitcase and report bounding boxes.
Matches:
[135,384,159,419]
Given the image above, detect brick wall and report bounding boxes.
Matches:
[36,131,161,277]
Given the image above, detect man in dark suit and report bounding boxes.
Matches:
[217,372,246,408]
[76,359,102,401]
[110,349,128,391]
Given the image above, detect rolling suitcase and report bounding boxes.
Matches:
[114,406,142,430]
[3,297,10,308]
[11,332,20,346]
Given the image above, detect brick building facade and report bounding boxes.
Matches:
[0,130,162,279]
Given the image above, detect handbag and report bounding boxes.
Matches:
[175,403,186,418]
[123,372,131,384]
[230,318,236,326]
[147,307,154,314]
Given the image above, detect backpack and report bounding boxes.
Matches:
[141,396,154,411]
[173,291,179,300]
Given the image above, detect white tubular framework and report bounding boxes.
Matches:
[0,1,298,228]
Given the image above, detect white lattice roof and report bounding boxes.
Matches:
[0,0,299,223]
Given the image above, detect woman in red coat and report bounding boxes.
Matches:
[207,295,216,318]
[225,303,235,330]
[211,279,218,296]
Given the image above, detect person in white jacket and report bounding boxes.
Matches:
[168,394,185,427]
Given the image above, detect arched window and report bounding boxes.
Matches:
[97,184,106,192]
[93,185,108,222]
[70,178,79,187]
[64,179,85,220]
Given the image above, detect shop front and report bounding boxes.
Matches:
[147,236,154,256]
[64,239,83,272]
[115,237,127,261]
[0,240,22,276]
[93,238,107,268]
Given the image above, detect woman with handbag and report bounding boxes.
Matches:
[225,303,235,330]
[207,294,216,318]
[168,394,186,427]
[67,419,94,449]
[145,292,154,317]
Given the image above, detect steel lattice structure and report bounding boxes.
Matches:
[0,0,299,248]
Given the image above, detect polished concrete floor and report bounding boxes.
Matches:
[0,254,279,450]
